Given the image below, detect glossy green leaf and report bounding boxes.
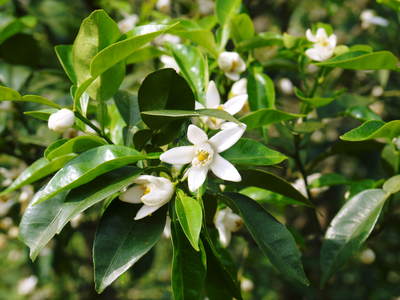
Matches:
[293,121,324,133]
[171,216,206,300]
[383,175,400,195]
[46,135,107,161]
[72,9,124,102]
[94,199,166,293]
[320,189,388,286]
[231,14,254,45]
[215,0,241,25]
[19,167,141,260]
[235,169,313,207]
[55,44,77,84]
[316,51,399,70]
[344,106,382,122]
[240,187,305,207]
[24,108,57,121]
[222,192,309,286]
[0,86,61,108]
[138,69,195,129]
[309,173,351,188]
[175,190,203,251]
[174,29,219,58]
[236,32,283,52]
[340,120,400,141]
[240,108,302,129]
[0,154,76,196]
[170,43,208,100]
[114,90,141,127]
[381,143,400,174]
[247,68,275,110]
[221,138,287,166]
[31,145,154,204]
[125,45,164,64]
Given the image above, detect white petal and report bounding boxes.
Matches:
[160,146,194,164]
[195,101,205,109]
[134,204,164,220]
[206,81,221,108]
[235,57,246,73]
[209,123,246,153]
[187,124,208,145]
[225,72,240,81]
[222,95,247,115]
[119,185,144,203]
[141,177,174,206]
[315,28,328,40]
[305,47,324,62]
[217,225,231,247]
[210,154,241,182]
[305,29,316,42]
[187,166,208,192]
[229,78,247,98]
[328,34,337,48]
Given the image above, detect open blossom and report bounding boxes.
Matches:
[305,28,337,62]
[160,124,245,192]
[118,14,139,33]
[229,78,247,98]
[196,81,247,129]
[160,55,180,72]
[214,207,243,247]
[218,52,246,81]
[120,175,174,220]
[48,108,75,133]
[361,10,388,29]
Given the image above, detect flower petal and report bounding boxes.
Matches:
[160,146,194,164]
[210,154,241,182]
[315,28,328,40]
[206,81,221,108]
[225,72,240,81]
[222,95,247,115]
[195,101,205,109]
[187,166,208,192]
[134,204,164,220]
[119,185,144,204]
[305,47,323,62]
[187,124,208,145]
[328,34,337,48]
[305,29,316,42]
[209,123,246,153]
[217,225,231,247]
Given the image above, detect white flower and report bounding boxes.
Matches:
[305,28,337,62]
[156,0,171,13]
[17,276,38,295]
[214,207,243,247]
[218,52,246,81]
[160,124,245,192]
[118,14,139,33]
[228,78,247,99]
[359,248,376,264]
[278,78,294,95]
[241,277,254,292]
[163,215,171,238]
[160,55,180,72]
[48,108,75,133]
[120,175,174,220]
[196,81,247,130]
[361,10,388,29]
[198,0,214,15]
[292,173,328,197]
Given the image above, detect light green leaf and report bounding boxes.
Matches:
[221,138,287,166]
[94,199,166,293]
[383,175,400,195]
[215,0,241,26]
[0,86,61,108]
[222,192,309,286]
[175,190,203,251]
[294,87,335,108]
[320,189,389,286]
[340,120,400,141]
[55,45,77,84]
[125,45,165,64]
[174,28,219,58]
[231,14,254,45]
[24,109,57,121]
[240,108,302,129]
[236,32,283,52]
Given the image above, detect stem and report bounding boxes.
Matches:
[74,111,113,144]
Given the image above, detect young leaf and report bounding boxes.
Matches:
[247,67,275,110]
[294,87,335,108]
[0,86,61,108]
[94,199,166,293]
[174,29,219,58]
[240,108,302,129]
[175,190,203,251]
[221,192,310,286]
[231,14,255,45]
[221,138,287,166]
[171,216,207,300]
[24,108,57,121]
[31,145,154,204]
[382,175,400,195]
[19,167,141,260]
[320,189,389,286]
[215,0,241,26]
[340,120,400,141]
[55,45,77,84]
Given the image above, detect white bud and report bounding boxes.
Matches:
[156,0,171,13]
[359,248,375,264]
[218,52,246,81]
[17,276,38,295]
[48,109,75,133]
[278,78,294,95]
[241,277,254,292]
[118,14,139,33]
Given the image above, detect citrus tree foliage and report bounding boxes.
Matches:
[1,0,400,298]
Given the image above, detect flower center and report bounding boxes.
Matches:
[197,150,210,162]
[192,143,214,167]
[320,40,329,47]
[143,185,151,195]
[230,59,239,72]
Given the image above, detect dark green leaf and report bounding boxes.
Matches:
[294,87,335,108]
[236,32,283,52]
[240,108,302,129]
[247,67,275,110]
[55,45,77,84]
[114,90,141,127]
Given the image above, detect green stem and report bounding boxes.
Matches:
[74,111,113,144]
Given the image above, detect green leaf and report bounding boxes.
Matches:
[0,154,76,196]
[309,173,351,188]
[344,106,382,122]
[55,45,77,84]
[114,90,141,127]
[0,86,61,108]
[170,43,208,100]
[174,29,219,58]
[315,51,399,70]
[94,199,166,293]
[247,67,275,110]
[240,187,305,207]
[138,69,195,130]
[175,190,203,251]
[294,87,335,108]
[45,135,107,161]
[171,216,206,300]
[72,9,124,102]
[340,120,400,141]
[215,0,241,26]
[31,145,153,204]
[221,138,287,166]
[221,192,309,286]
[125,45,164,64]
[240,108,302,129]
[24,108,57,121]
[231,14,254,45]
[19,167,141,260]
[383,175,400,195]
[235,169,313,207]
[320,189,388,286]
[236,32,283,52]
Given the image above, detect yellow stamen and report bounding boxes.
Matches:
[143,186,151,195]
[217,105,224,110]
[197,151,209,162]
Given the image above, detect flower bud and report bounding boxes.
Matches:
[156,0,171,13]
[48,109,75,133]
[218,52,246,81]
[359,248,375,264]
